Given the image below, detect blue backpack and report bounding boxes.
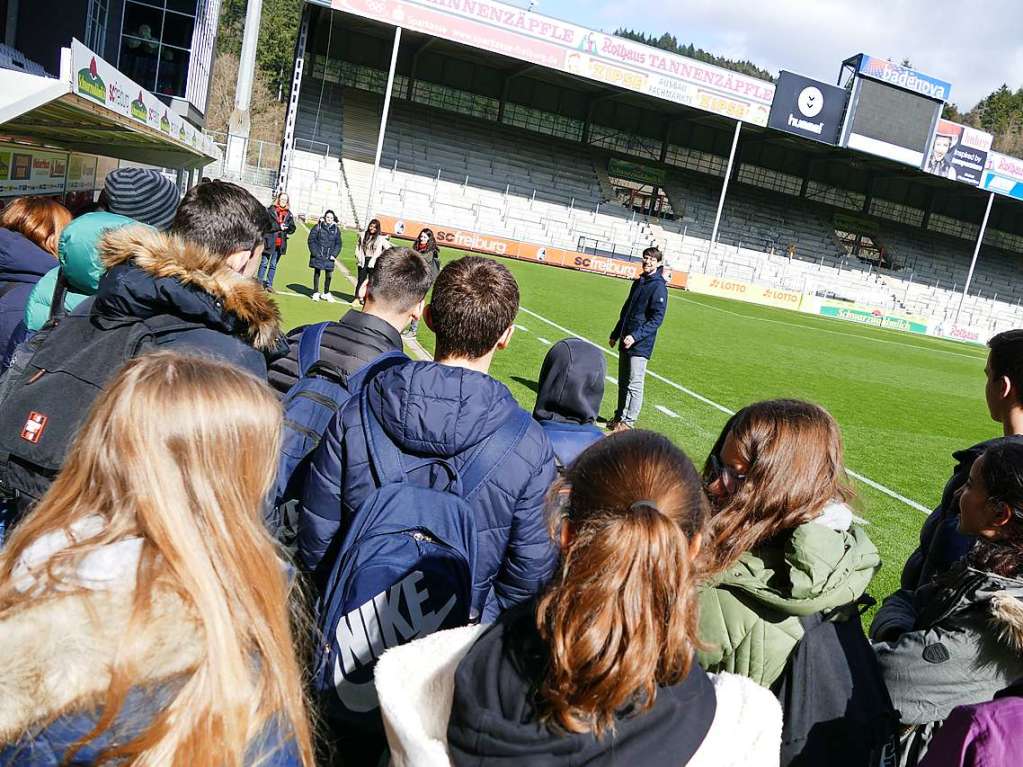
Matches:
[274,322,405,507]
[312,390,532,730]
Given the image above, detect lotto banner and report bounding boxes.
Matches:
[685,273,803,310]
[374,214,688,289]
[325,0,774,126]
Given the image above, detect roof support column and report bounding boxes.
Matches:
[710,119,742,246]
[226,0,263,176]
[955,191,995,324]
[862,172,875,214]
[364,25,402,228]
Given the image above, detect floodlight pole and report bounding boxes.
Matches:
[365,25,402,228]
[711,119,742,247]
[955,191,995,324]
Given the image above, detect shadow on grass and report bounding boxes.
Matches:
[286,282,356,303]
[510,376,540,395]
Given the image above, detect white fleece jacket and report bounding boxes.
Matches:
[375,625,782,767]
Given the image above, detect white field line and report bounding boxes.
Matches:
[606,375,618,385]
[536,336,552,345]
[672,294,985,362]
[655,405,680,418]
[520,305,932,515]
[515,324,530,332]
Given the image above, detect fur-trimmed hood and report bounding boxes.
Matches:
[95,225,283,352]
[0,584,202,743]
[989,591,1023,653]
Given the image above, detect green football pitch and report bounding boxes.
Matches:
[272,222,991,609]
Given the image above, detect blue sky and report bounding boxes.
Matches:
[511,0,1023,110]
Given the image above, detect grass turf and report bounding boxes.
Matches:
[272,223,992,615]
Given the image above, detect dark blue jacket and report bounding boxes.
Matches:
[91,226,289,379]
[902,434,1023,590]
[610,267,668,358]
[0,229,56,358]
[539,421,604,468]
[308,222,342,271]
[0,688,301,766]
[299,361,559,620]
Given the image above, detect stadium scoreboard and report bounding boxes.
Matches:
[838,54,950,168]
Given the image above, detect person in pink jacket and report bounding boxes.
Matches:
[918,679,1023,767]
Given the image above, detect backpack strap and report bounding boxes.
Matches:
[461,409,532,499]
[360,387,406,487]
[298,322,330,377]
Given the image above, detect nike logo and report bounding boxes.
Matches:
[333,570,458,712]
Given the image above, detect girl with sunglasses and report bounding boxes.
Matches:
[874,441,1023,766]
[697,399,880,687]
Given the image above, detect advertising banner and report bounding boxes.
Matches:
[812,298,929,334]
[325,0,774,126]
[685,273,803,310]
[857,55,951,101]
[929,322,989,345]
[70,40,217,157]
[0,145,69,197]
[923,119,992,185]
[66,154,99,192]
[981,151,1023,201]
[768,71,848,145]
[607,158,666,186]
[374,214,688,288]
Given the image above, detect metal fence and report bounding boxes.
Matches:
[202,131,281,190]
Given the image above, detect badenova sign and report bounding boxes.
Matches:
[768,71,848,145]
[325,0,775,125]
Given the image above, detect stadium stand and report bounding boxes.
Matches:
[280,5,1023,338]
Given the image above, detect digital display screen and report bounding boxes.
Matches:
[849,78,938,154]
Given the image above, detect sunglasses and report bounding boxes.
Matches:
[706,453,747,495]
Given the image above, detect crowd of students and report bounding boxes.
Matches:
[0,177,1021,767]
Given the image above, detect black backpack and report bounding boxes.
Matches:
[772,598,900,767]
[0,309,201,517]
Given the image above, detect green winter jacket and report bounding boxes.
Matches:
[697,507,881,688]
[24,212,135,331]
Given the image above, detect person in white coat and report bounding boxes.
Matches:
[374,430,782,767]
[355,218,391,302]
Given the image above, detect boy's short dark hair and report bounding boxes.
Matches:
[989,329,1023,405]
[430,256,519,360]
[368,247,434,312]
[643,246,664,262]
[170,181,271,258]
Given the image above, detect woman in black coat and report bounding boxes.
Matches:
[406,228,441,336]
[308,210,342,303]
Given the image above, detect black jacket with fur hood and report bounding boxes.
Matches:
[92,226,287,378]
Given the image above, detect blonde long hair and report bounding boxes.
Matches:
[0,352,314,767]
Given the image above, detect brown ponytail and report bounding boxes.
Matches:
[536,430,709,737]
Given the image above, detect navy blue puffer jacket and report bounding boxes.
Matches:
[90,225,287,379]
[299,361,559,621]
[610,267,668,359]
[0,229,56,356]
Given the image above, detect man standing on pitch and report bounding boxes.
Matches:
[608,247,667,431]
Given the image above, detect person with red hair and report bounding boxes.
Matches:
[0,197,70,353]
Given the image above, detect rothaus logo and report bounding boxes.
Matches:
[333,570,456,712]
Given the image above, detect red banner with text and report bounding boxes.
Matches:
[375,214,688,289]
